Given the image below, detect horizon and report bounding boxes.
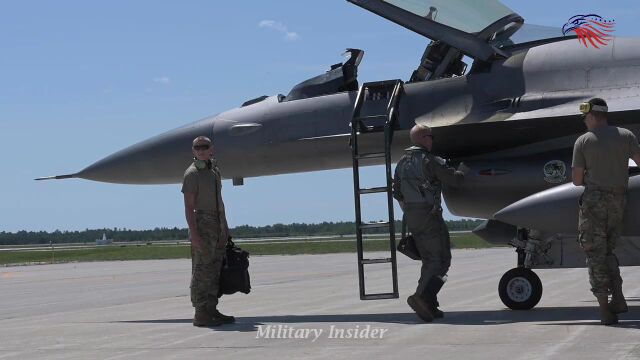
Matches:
[2,0,638,232]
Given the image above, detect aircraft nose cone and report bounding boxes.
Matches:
[77,117,215,184]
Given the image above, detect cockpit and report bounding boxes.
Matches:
[241,0,572,105]
[283,49,363,102]
[348,0,570,80]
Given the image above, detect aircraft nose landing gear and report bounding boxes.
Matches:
[498,228,548,310]
[498,267,542,310]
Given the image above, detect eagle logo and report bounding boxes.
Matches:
[562,14,615,49]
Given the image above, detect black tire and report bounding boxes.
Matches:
[498,267,543,310]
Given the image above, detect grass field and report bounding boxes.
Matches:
[0,234,493,266]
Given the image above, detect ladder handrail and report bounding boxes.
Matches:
[350,79,403,300]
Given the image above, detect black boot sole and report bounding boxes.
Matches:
[407,296,434,322]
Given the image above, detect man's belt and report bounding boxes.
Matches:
[585,185,627,195]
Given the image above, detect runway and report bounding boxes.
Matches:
[1,248,639,360]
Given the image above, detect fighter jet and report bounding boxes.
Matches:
[39,0,640,309]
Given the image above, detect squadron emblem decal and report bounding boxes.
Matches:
[543,160,567,184]
[562,14,615,49]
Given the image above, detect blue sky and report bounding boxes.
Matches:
[1,0,637,232]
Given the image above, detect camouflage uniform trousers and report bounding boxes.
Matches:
[578,189,626,295]
[404,205,452,297]
[191,212,226,311]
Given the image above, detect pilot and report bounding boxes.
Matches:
[393,124,467,322]
[572,98,640,325]
[182,136,235,327]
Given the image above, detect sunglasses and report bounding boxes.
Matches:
[193,144,211,151]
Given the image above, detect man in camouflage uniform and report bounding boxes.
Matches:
[182,136,235,327]
[393,124,467,322]
[572,98,640,325]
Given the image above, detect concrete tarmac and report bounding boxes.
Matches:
[1,248,639,360]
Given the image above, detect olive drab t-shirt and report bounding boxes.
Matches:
[572,126,640,188]
[181,162,223,213]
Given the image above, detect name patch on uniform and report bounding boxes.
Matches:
[543,160,567,184]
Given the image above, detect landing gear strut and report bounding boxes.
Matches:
[498,228,544,310]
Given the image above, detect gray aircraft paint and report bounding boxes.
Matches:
[495,176,640,237]
[41,2,640,270]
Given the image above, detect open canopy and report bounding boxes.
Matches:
[349,0,567,61]
[384,0,514,34]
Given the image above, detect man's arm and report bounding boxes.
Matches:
[572,137,585,186]
[630,131,640,166]
[431,157,465,187]
[572,167,585,186]
[216,179,231,244]
[392,166,404,210]
[183,192,202,250]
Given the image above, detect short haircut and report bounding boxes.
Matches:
[192,136,212,147]
[589,98,608,108]
[409,123,432,145]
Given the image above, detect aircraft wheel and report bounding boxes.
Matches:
[498,267,542,310]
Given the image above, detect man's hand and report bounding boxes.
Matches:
[457,162,470,175]
[190,233,203,250]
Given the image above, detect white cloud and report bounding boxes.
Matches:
[259,20,299,41]
[153,76,171,85]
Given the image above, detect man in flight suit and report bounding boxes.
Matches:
[393,124,467,322]
[572,98,640,325]
[182,136,235,327]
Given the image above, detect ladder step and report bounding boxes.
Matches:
[363,80,402,90]
[360,222,390,230]
[359,187,388,195]
[354,115,388,122]
[355,152,386,160]
[359,125,386,133]
[361,293,399,300]
[361,258,393,265]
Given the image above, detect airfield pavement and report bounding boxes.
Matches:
[1,248,639,360]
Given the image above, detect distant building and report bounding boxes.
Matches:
[96,233,112,246]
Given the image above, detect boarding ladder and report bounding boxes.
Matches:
[350,80,403,300]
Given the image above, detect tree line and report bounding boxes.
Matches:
[0,219,483,245]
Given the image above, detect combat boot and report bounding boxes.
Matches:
[430,303,444,319]
[595,294,618,325]
[212,309,236,324]
[609,282,628,314]
[420,276,446,320]
[193,307,223,327]
[407,295,434,322]
[606,255,628,314]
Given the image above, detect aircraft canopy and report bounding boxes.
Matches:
[384,0,514,34]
